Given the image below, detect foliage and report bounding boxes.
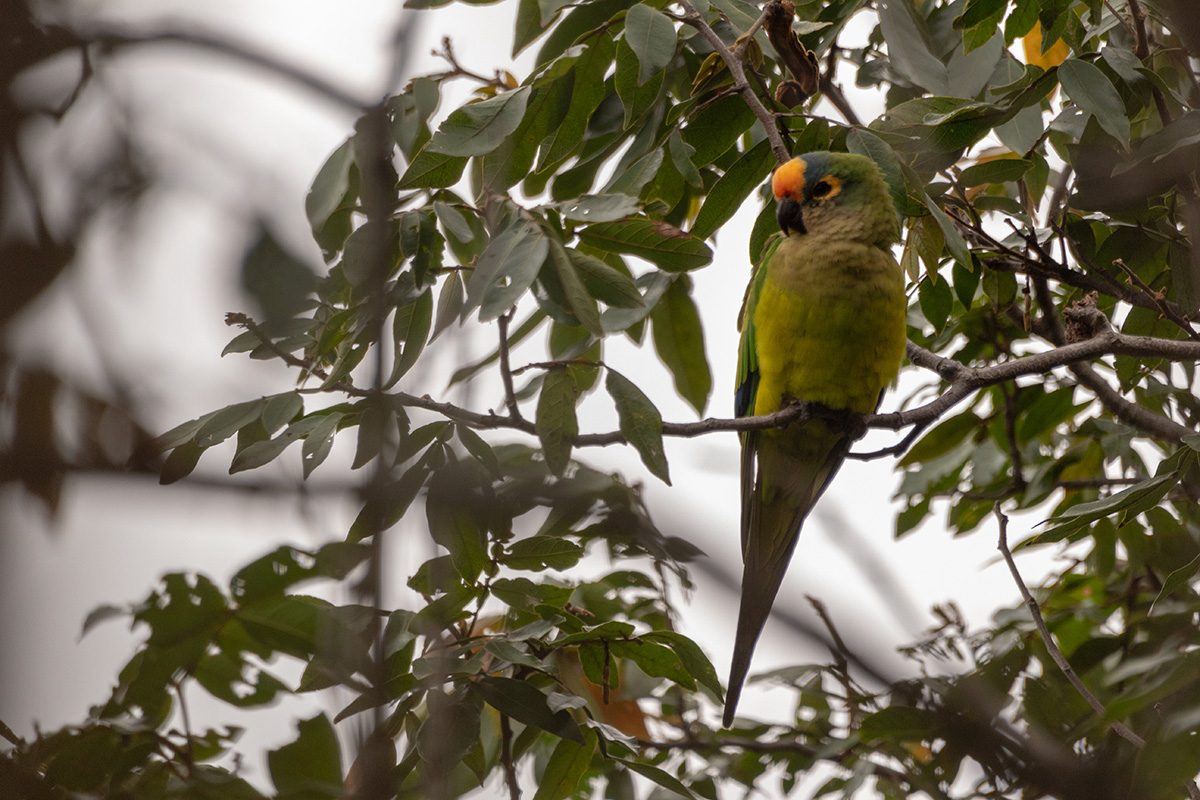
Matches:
[6,0,1200,798]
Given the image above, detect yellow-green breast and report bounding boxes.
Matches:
[752,234,906,416]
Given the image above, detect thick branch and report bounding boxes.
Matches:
[676,0,790,163]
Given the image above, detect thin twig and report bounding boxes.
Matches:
[500,714,520,800]
[1111,257,1199,340]
[994,505,1146,748]
[731,5,771,57]
[676,0,790,163]
[497,310,523,421]
[173,681,196,772]
[999,382,1027,494]
[806,596,862,726]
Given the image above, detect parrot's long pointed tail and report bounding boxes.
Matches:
[723,552,793,727]
[723,424,849,728]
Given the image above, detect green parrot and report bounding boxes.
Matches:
[724,151,908,727]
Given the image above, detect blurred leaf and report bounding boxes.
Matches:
[532,731,596,800]
[305,139,354,235]
[387,290,433,388]
[267,714,342,798]
[614,758,699,799]
[505,535,586,571]
[643,630,722,697]
[536,369,579,476]
[241,231,317,326]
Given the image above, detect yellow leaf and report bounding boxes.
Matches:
[1022,22,1070,70]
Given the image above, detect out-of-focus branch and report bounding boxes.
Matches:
[85,27,369,111]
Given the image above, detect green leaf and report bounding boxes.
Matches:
[387,290,433,388]
[539,34,614,169]
[425,466,487,581]
[432,269,466,339]
[456,425,502,478]
[921,191,971,267]
[417,693,481,772]
[1152,552,1200,611]
[650,276,712,415]
[614,758,699,799]
[690,138,775,240]
[610,639,695,689]
[196,399,267,448]
[614,35,664,127]
[876,0,949,95]
[301,412,343,479]
[556,193,642,224]
[536,369,579,476]
[471,676,583,742]
[267,714,343,798]
[532,731,597,800]
[624,3,677,85]
[468,221,551,320]
[959,158,1032,187]
[161,440,203,485]
[570,250,643,309]
[427,87,531,157]
[1031,472,1182,546]
[262,393,303,434]
[578,219,711,272]
[605,368,669,483]
[1057,58,1131,145]
[681,93,757,167]
[643,630,722,698]
[230,433,296,474]
[81,603,126,638]
[547,239,603,336]
[397,146,468,190]
[504,535,586,571]
[241,231,317,325]
[918,273,953,333]
[347,461,429,542]
[846,128,908,223]
[433,201,475,242]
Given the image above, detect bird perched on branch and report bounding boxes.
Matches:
[725,151,908,727]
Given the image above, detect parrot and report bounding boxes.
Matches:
[723,151,908,728]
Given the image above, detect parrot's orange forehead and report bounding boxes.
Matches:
[771,157,806,200]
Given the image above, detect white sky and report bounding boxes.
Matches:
[1,2,1063,795]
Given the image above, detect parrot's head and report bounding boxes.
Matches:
[771,152,898,247]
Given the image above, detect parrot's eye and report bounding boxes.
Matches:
[808,175,842,205]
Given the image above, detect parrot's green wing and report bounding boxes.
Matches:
[735,235,779,552]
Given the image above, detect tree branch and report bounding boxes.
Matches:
[995,505,1146,748]
[676,0,790,164]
